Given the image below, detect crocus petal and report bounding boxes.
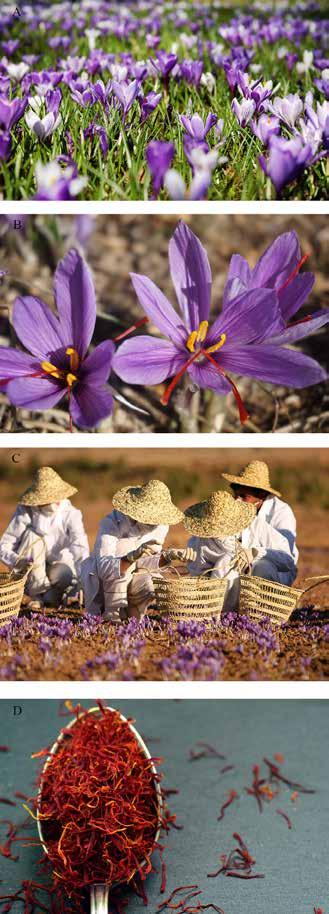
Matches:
[250,231,301,289]
[168,221,212,331]
[277,272,315,321]
[129,274,186,346]
[13,295,65,359]
[80,340,115,383]
[226,253,251,286]
[222,277,247,310]
[188,359,231,394]
[53,248,96,357]
[266,311,329,346]
[207,288,284,346]
[217,344,327,387]
[113,336,186,385]
[70,383,113,429]
[0,347,39,378]
[6,376,64,410]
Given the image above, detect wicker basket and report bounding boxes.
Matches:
[154,572,227,621]
[239,574,303,625]
[0,569,29,624]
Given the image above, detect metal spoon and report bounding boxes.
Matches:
[37,706,163,914]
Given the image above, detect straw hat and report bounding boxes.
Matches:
[19,467,78,506]
[222,460,281,498]
[183,490,256,538]
[112,479,183,526]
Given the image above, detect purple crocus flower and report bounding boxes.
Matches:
[232,97,256,127]
[112,79,140,122]
[0,96,27,130]
[150,51,178,81]
[0,249,114,429]
[146,140,175,198]
[250,113,281,145]
[259,135,314,195]
[180,112,218,141]
[0,130,11,160]
[113,222,328,423]
[139,91,162,124]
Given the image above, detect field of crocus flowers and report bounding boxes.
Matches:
[0,0,328,201]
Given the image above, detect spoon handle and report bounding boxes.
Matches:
[90,884,110,914]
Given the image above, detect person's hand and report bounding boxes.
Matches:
[126,542,159,563]
[164,547,197,563]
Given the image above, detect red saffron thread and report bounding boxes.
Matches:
[263,758,315,794]
[189,742,226,761]
[277,253,310,295]
[217,790,238,821]
[276,808,292,830]
[202,351,249,424]
[113,316,149,342]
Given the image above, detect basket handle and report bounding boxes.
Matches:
[296,575,329,607]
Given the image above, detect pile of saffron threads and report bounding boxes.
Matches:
[34,704,164,894]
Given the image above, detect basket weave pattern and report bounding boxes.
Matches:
[0,570,29,623]
[154,574,227,621]
[239,574,303,625]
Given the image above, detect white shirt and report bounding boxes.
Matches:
[81,509,168,610]
[188,497,298,581]
[0,500,89,578]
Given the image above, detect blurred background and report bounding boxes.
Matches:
[0,447,328,591]
[1,214,328,434]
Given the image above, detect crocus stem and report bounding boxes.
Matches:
[160,351,202,405]
[202,350,249,424]
[113,317,149,342]
[278,253,310,294]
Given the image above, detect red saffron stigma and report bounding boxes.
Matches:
[161,351,201,405]
[202,351,249,424]
[276,808,292,829]
[217,790,238,822]
[278,253,310,295]
[114,316,149,342]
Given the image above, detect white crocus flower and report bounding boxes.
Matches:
[25,108,62,140]
[296,50,314,75]
[200,72,216,93]
[6,62,29,82]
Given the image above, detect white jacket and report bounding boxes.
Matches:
[81,509,168,611]
[0,500,89,578]
[188,497,298,582]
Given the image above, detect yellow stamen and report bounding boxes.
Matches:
[66,372,77,387]
[196,320,209,343]
[186,330,197,353]
[206,333,226,354]
[41,360,63,380]
[66,347,80,371]
[186,320,209,352]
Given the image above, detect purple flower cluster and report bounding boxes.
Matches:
[0,0,327,199]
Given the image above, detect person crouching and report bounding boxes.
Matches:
[0,466,89,607]
[183,490,256,611]
[81,479,184,622]
[222,460,298,585]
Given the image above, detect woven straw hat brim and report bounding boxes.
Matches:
[112,487,184,526]
[222,472,281,498]
[20,483,78,506]
[184,499,256,538]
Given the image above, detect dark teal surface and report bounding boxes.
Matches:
[0,700,328,914]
